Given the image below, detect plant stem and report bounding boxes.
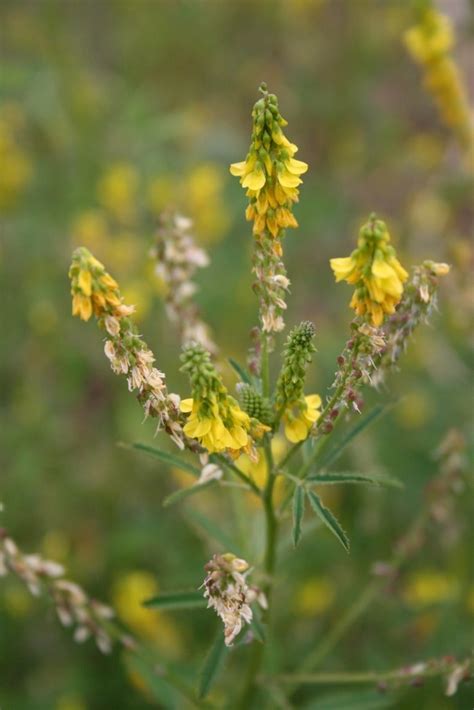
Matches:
[214,454,261,496]
[239,436,278,707]
[271,655,473,686]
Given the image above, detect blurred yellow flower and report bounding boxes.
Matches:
[97,163,138,223]
[240,436,287,506]
[121,281,152,322]
[186,163,230,243]
[293,576,336,616]
[112,571,182,654]
[147,174,175,216]
[403,569,459,608]
[0,105,32,211]
[395,391,431,429]
[41,529,70,563]
[55,694,87,710]
[72,210,109,253]
[2,583,33,618]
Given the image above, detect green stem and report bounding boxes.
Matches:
[238,436,278,707]
[214,454,261,496]
[284,509,429,700]
[270,656,473,686]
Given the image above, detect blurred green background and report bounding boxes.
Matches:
[0,0,473,708]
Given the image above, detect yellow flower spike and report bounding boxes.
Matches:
[330,215,408,327]
[229,83,307,241]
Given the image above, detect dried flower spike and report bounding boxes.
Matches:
[151,213,217,354]
[330,214,408,327]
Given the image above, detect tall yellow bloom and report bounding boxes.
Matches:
[230,83,308,239]
[330,215,408,327]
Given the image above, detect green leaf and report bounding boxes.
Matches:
[125,442,201,477]
[163,480,217,507]
[124,654,177,708]
[307,471,403,489]
[143,590,207,610]
[317,403,391,470]
[307,490,350,552]
[228,357,252,385]
[250,608,266,643]
[292,485,305,547]
[304,689,397,710]
[185,509,238,553]
[197,630,228,700]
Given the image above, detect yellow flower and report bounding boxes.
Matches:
[97,163,138,223]
[69,247,124,321]
[403,570,459,608]
[330,215,408,326]
[180,396,251,455]
[283,394,321,443]
[230,84,308,239]
[294,576,336,616]
[404,9,453,64]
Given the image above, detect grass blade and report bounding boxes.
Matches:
[163,480,217,507]
[228,357,252,385]
[307,490,350,553]
[317,403,391,471]
[197,630,228,700]
[307,471,403,489]
[125,442,201,477]
[292,485,305,547]
[143,590,206,610]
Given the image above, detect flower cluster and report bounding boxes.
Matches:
[275,322,321,442]
[69,247,185,447]
[330,214,408,327]
[237,382,274,427]
[0,529,124,655]
[404,9,473,157]
[230,83,307,336]
[202,553,267,646]
[371,260,450,385]
[180,343,254,456]
[230,83,307,239]
[151,213,217,354]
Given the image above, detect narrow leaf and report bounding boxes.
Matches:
[124,654,177,708]
[307,490,350,552]
[307,471,403,489]
[186,509,238,552]
[197,630,228,700]
[250,608,266,643]
[126,442,201,477]
[228,357,252,385]
[163,480,217,507]
[317,403,391,470]
[143,590,206,610]
[292,485,305,547]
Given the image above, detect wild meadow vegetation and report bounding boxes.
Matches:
[1,2,473,709]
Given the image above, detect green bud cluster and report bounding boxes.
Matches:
[276,321,316,406]
[180,342,224,400]
[237,383,274,426]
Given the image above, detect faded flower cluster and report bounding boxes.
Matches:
[202,553,267,646]
[151,213,217,354]
[0,529,125,655]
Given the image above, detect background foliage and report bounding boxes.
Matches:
[0,0,472,708]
